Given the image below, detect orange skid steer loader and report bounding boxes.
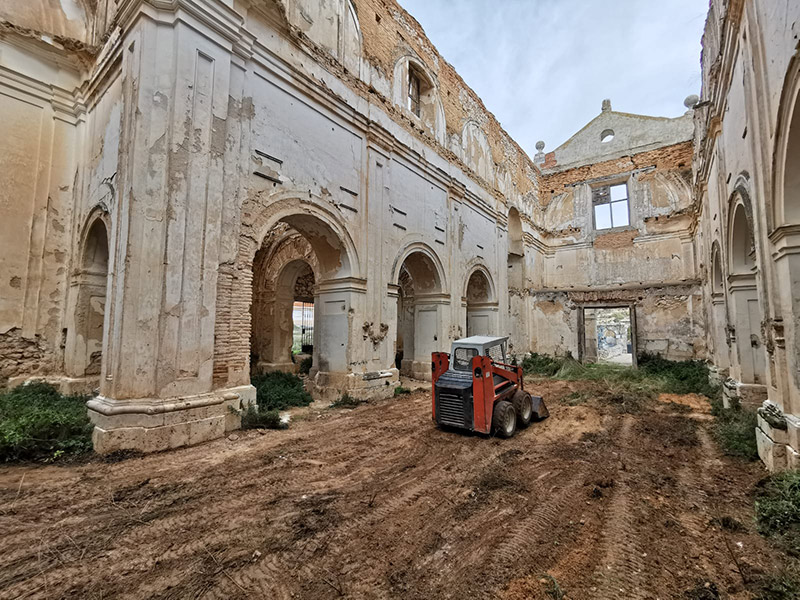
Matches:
[431,336,548,438]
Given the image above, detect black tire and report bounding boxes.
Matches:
[512,390,533,427]
[491,400,517,438]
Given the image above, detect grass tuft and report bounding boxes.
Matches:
[709,396,759,461]
[394,386,412,396]
[330,393,363,408]
[755,470,800,557]
[0,382,93,462]
[297,356,313,375]
[241,405,286,430]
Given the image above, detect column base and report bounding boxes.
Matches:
[307,369,399,403]
[722,378,768,409]
[87,384,256,454]
[755,402,800,471]
[401,359,432,382]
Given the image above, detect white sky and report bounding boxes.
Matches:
[398,0,708,155]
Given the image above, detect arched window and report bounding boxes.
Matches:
[392,56,446,144]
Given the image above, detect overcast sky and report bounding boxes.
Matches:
[398,0,708,155]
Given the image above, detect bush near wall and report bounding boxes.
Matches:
[242,372,313,430]
[0,382,93,462]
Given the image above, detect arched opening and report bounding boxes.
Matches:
[727,198,766,385]
[250,231,317,374]
[507,207,524,289]
[392,248,445,380]
[247,210,355,383]
[465,268,495,336]
[392,56,446,143]
[712,245,724,294]
[65,216,109,378]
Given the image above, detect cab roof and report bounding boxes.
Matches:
[453,336,508,346]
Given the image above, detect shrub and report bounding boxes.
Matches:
[241,404,286,430]
[0,382,93,462]
[251,371,313,411]
[755,470,800,557]
[709,397,759,461]
[394,386,412,396]
[638,353,719,398]
[522,353,567,377]
[330,393,362,408]
[298,356,313,375]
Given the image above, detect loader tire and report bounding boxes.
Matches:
[512,391,533,427]
[492,400,517,438]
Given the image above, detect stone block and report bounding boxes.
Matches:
[788,445,800,470]
[755,425,788,471]
[786,415,800,451]
[758,413,788,445]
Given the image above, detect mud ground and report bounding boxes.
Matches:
[0,380,786,599]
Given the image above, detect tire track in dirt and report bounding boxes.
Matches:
[592,416,648,600]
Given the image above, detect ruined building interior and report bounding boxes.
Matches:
[1,0,799,471]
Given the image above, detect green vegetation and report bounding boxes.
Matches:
[297,356,313,375]
[240,371,313,430]
[330,392,363,408]
[708,396,759,460]
[522,352,719,403]
[756,470,800,557]
[0,382,93,462]
[241,405,285,430]
[251,371,313,411]
[394,385,412,396]
[752,572,800,600]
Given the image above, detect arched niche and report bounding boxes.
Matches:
[464,266,497,337]
[507,207,525,290]
[392,55,446,144]
[462,121,493,184]
[390,244,448,380]
[65,213,110,378]
[726,190,766,385]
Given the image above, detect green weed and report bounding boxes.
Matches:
[0,382,93,462]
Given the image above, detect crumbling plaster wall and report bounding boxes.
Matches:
[693,0,800,469]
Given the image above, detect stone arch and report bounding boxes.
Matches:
[507,206,525,289]
[392,55,446,145]
[728,191,756,275]
[773,52,800,228]
[709,239,729,369]
[215,192,360,389]
[725,185,766,385]
[390,243,447,379]
[462,120,493,184]
[250,229,318,373]
[464,263,498,337]
[65,209,110,379]
[390,242,447,294]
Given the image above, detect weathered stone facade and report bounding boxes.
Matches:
[693,0,800,470]
[0,0,796,466]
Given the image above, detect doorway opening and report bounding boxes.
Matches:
[582,307,634,366]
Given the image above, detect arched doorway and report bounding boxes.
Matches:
[728,198,766,385]
[66,216,109,379]
[250,227,317,374]
[235,203,361,399]
[392,248,445,380]
[507,207,524,289]
[465,268,496,336]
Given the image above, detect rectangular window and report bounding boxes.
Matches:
[453,347,477,371]
[592,182,630,230]
[408,71,421,117]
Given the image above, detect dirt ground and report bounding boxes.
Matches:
[0,380,788,600]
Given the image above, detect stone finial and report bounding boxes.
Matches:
[684,94,700,109]
[534,140,546,165]
[601,99,612,112]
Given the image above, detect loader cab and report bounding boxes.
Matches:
[450,336,507,371]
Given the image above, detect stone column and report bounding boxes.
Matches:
[88,1,254,453]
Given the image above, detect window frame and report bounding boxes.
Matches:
[407,68,421,117]
[592,181,630,231]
